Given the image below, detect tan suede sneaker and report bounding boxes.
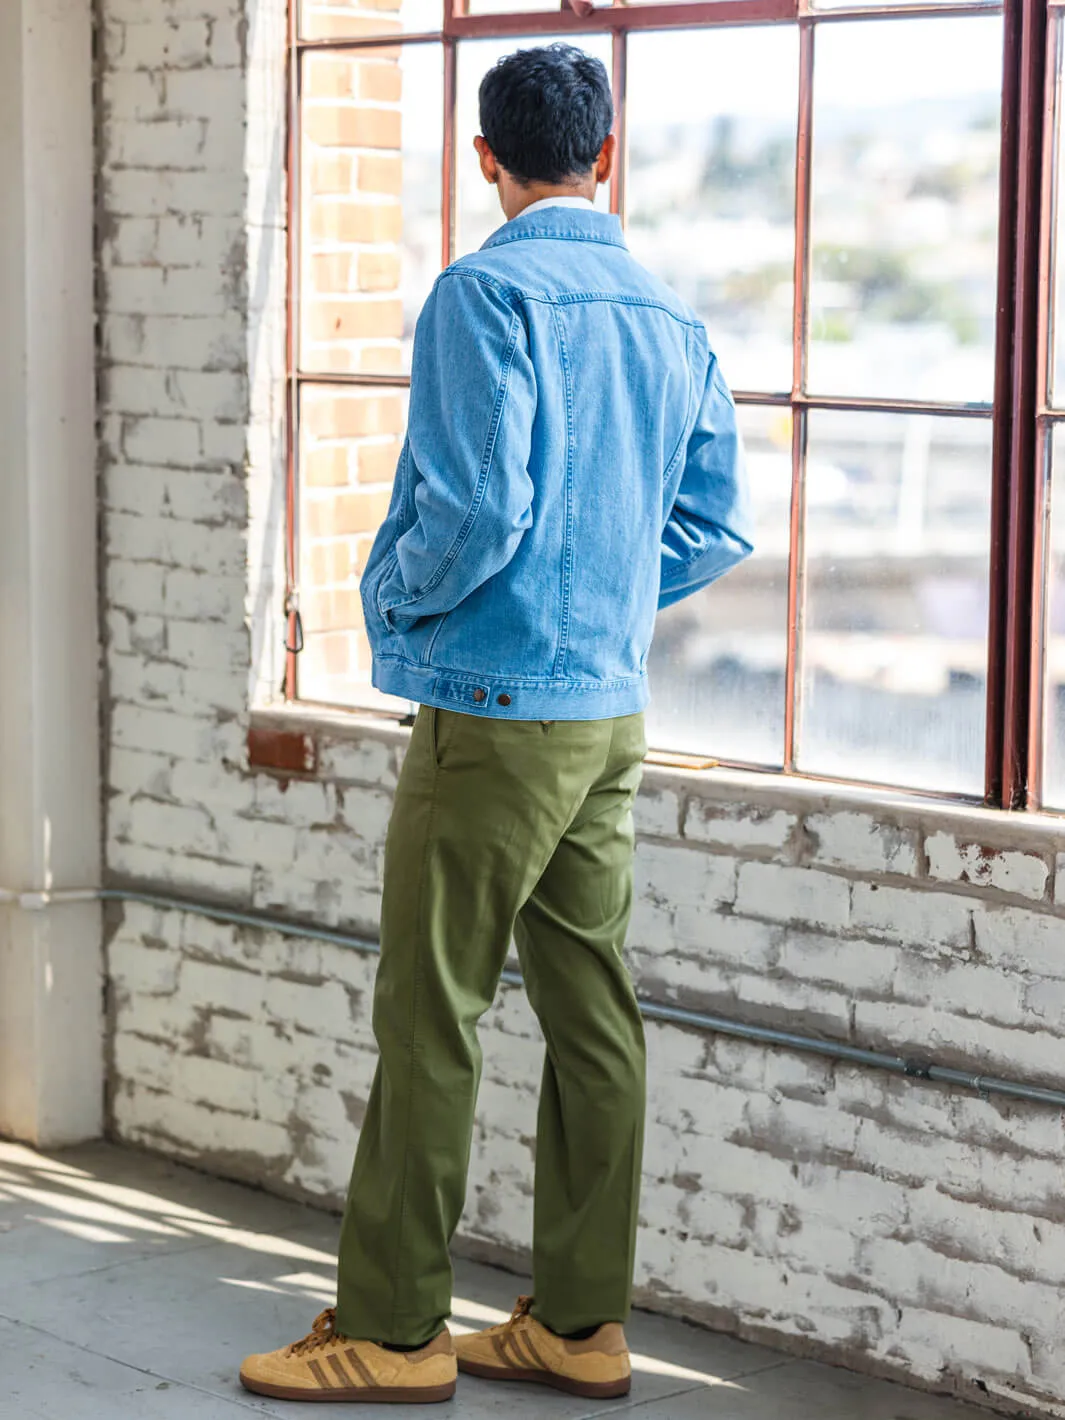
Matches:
[454,1296,631,1399]
[239,1307,457,1403]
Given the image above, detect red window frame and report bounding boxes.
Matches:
[283,0,1052,810]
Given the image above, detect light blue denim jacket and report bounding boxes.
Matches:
[360,205,753,720]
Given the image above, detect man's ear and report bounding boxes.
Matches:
[474,135,499,185]
[595,133,617,187]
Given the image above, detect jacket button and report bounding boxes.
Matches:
[498,693,512,707]
[472,688,486,703]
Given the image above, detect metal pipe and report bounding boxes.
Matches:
[96,885,1065,1112]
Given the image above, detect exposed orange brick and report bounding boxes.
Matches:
[311,153,354,196]
[308,298,403,343]
[354,629,374,672]
[306,488,392,537]
[358,154,402,196]
[303,392,406,439]
[306,346,358,375]
[303,106,402,151]
[311,199,403,244]
[303,445,351,486]
[358,60,402,103]
[301,12,402,41]
[319,631,351,676]
[357,345,404,374]
[305,587,365,631]
[357,438,402,483]
[305,57,357,99]
[357,251,401,291]
[331,540,356,581]
[311,252,354,293]
[307,541,355,586]
[354,535,376,572]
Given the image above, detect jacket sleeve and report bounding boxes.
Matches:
[658,353,754,610]
[374,271,536,630]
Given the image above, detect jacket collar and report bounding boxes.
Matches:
[480,206,628,253]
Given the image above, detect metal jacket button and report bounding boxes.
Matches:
[497,693,512,706]
[472,688,487,703]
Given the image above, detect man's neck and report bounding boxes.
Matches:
[508,185,596,220]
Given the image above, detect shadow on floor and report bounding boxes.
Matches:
[0,1140,991,1419]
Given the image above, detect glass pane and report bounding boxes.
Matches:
[647,403,790,766]
[1042,427,1065,803]
[455,36,613,258]
[300,44,443,375]
[298,384,410,711]
[808,18,1002,404]
[799,410,992,794]
[627,27,798,395]
[301,0,441,40]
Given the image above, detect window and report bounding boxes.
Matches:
[285,0,1053,809]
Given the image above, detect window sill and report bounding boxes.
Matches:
[247,702,1065,850]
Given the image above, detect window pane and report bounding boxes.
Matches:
[300,44,443,375]
[455,36,613,258]
[298,383,409,712]
[1041,426,1065,804]
[808,18,1002,404]
[627,28,798,395]
[301,0,441,40]
[647,403,790,766]
[799,410,992,794]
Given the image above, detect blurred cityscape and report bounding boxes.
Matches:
[624,19,1003,795]
[299,18,1065,802]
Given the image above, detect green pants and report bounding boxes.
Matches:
[335,706,647,1346]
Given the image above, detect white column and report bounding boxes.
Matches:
[0,0,102,1144]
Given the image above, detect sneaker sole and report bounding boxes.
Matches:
[239,1372,456,1403]
[457,1357,631,1400]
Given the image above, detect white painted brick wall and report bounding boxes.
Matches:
[98,4,1065,1414]
[103,719,1065,1417]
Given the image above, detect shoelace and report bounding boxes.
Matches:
[503,1295,534,1334]
[287,1307,341,1356]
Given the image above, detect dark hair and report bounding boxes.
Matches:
[478,44,614,187]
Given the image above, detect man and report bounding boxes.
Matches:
[240,42,752,1405]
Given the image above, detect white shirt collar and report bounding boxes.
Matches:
[515,195,597,219]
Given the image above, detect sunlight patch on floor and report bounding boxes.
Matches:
[28,1214,135,1245]
[3,1183,187,1236]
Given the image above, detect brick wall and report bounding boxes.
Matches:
[104,713,1065,1416]
[299,15,409,706]
[97,4,1065,1416]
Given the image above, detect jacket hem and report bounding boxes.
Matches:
[372,656,650,721]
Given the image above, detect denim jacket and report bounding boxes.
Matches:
[360,206,753,720]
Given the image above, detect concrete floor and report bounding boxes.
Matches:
[0,1140,993,1420]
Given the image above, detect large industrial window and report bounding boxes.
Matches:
[285,0,1054,809]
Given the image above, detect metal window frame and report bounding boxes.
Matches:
[284,0,1050,809]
